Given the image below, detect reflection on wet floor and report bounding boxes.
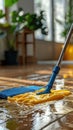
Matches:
[44,111,73,130]
[0,107,12,124]
[0,96,73,130]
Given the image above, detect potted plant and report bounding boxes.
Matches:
[0,0,18,65]
[11,9,48,35]
[4,24,18,65]
[1,7,48,65]
[24,10,48,35]
[4,9,25,65]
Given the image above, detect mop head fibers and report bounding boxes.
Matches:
[8,88,71,106]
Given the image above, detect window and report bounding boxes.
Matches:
[54,0,66,42]
[0,0,5,23]
[0,0,4,10]
[34,0,52,41]
[34,0,69,42]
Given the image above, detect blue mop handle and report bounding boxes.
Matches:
[45,66,60,93]
[45,24,73,93]
[37,24,73,95]
[37,66,60,94]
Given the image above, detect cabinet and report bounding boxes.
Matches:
[16,28,37,65]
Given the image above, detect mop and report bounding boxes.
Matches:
[37,24,73,95]
[0,24,73,104]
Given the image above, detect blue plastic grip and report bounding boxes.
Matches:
[45,66,60,93]
[37,66,60,94]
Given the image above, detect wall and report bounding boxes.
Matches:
[0,39,7,61]
[18,0,34,13]
[35,39,63,61]
[15,30,63,63]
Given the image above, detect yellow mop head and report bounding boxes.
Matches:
[8,89,71,106]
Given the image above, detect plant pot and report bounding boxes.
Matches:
[5,50,18,65]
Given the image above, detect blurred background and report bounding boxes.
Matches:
[0,0,73,65]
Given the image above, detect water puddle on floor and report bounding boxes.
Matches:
[0,97,73,130]
[0,77,73,130]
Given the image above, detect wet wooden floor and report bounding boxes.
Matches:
[0,64,73,130]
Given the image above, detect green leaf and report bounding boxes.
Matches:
[5,0,18,7]
[11,11,18,23]
[0,10,5,18]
